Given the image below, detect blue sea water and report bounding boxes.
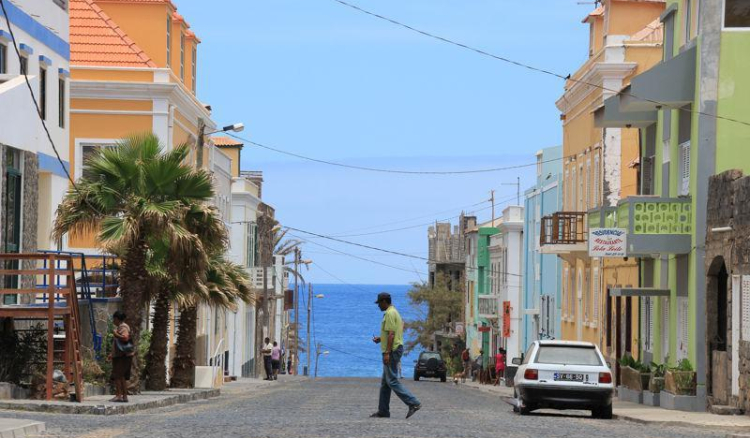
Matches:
[295,284,422,378]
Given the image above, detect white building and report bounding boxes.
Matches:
[0,0,70,278]
[488,206,524,361]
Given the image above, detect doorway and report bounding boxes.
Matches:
[707,257,729,404]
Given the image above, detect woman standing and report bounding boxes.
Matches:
[109,311,135,402]
[271,342,282,380]
[494,348,506,386]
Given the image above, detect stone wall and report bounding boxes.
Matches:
[20,152,39,304]
[706,169,750,413]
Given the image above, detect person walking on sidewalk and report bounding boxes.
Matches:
[370,292,421,419]
[109,311,134,403]
[494,348,506,386]
[271,342,282,380]
[262,338,274,381]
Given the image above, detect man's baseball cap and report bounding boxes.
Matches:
[374,292,391,304]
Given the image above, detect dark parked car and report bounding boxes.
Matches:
[414,351,447,382]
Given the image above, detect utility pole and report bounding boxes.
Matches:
[490,190,495,226]
[502,177,522,206]
[306,284,312,376]
[293,247,300,375]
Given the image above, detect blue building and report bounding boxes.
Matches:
[522,146,563,349]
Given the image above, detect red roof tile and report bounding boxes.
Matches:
[212,136,243,147]
[70,0,157,68]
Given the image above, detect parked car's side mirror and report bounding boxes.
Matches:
[511,357,522,366]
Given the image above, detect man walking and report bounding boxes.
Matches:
[262,337,274,381]
[371,292,421,419]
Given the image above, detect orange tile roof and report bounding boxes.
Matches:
[582,5,604,23]
[70,0,157,68]
[212,136,243,147]
[630,18,663,42]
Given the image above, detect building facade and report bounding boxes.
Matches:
[522,147,563,349]
[546,1,665,379]
[0,0,71,306]
[597,0,750,411]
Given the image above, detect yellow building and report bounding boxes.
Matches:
[68,0,236,384]
[542,0,664,373]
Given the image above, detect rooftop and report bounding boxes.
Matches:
[212,136,243,147]
[70,0,156,68]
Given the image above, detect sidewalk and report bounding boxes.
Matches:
[0,387,220,416]
[460,380,750,431]
[0,418,45,438]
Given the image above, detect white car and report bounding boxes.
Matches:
[512,340,614,419]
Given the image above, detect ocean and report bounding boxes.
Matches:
[295,283,422,378]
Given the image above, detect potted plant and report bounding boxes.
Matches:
[618,354,651,392]
[665,359,696,396]
[648,362,666,393]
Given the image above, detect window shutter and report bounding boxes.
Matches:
[677,296,689,360]
[648,297,655,352]
[680,142,691,196]
[662,297,670,361]
[549,296,555,336]
[742,275,750,341]
[563,266,569,318]
[593,154,600,207]
[587,159,592,209]
[592,267,600,324]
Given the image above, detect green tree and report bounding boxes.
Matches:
[404,273,463,352]
[53,133,214,390]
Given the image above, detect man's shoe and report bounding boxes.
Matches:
[405,404,421,419]
[370,412,390,418]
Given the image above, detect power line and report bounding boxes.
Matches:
[227,132,562,175]
[330,0,750,129]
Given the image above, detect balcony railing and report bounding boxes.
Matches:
[540,212,587,246]
[616,196,692,256]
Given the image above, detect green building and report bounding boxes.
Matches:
[594,0,750,411]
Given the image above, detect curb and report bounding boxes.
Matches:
[614,414,750,432]
[0,419,45,438]
[0,388,220,416]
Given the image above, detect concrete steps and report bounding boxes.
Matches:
[710,404,744,416]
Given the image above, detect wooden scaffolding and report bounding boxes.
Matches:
[0,253,84,402]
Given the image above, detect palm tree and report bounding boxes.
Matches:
[53,133,214,390]
[170,254,253,388]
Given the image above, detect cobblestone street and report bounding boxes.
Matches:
[0,378,729,438]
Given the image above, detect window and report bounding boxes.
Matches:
[521,344,535,364]
[19,55,27,75]
[677,296,689,360]
[564,168,571,210]
[563,266,569,318]
[741,275,750,341]
[586,158,592,209]
[593,153,600,207]
[725,0,750,28]
[39,67,47,120]
[584,269,590,323]
[679,141,691,195]
[643,297,654,352]
[684,0,693,43]
[192,46,197,93]
[3,148,22,305]
[534,345,602,366]
[578,164,584,211]
[166,14,172,67]
[79,142,116,179]
[0,43,6,74]
[58,78,65,128]
[180,33,185,80]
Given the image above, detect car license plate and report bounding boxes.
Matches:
[554,373,584,382]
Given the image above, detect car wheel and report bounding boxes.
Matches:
[413,373,420,381]
[593,404,613,420]
[440,373,447,383]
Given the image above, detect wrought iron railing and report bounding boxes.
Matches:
[540,212,587,246]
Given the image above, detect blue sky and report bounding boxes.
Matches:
[176,0,591,285]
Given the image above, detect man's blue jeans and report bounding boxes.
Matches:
[378,346,420,416]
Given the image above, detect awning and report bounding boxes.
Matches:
[609,287,670,297]
[620,45,696,112]
[594,92,657,128]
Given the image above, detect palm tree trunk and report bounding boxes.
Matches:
[170,304,197,388]
[120,238,148,393]
[144,284,170,390]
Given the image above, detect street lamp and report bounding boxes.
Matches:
[196,121,244,168]
[306,287,324,377]
[314,343,329,379]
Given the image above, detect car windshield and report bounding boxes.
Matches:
[534,346,602,366]
[421,353,441,360]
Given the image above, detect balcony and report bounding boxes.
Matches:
[616,196,692,256]
[478,295,499,319]
[539,212,588,261]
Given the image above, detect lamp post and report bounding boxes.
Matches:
[314,343,329,379]
[306,290,324,376]
[291,249,312,375]
[196,120,244,168]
